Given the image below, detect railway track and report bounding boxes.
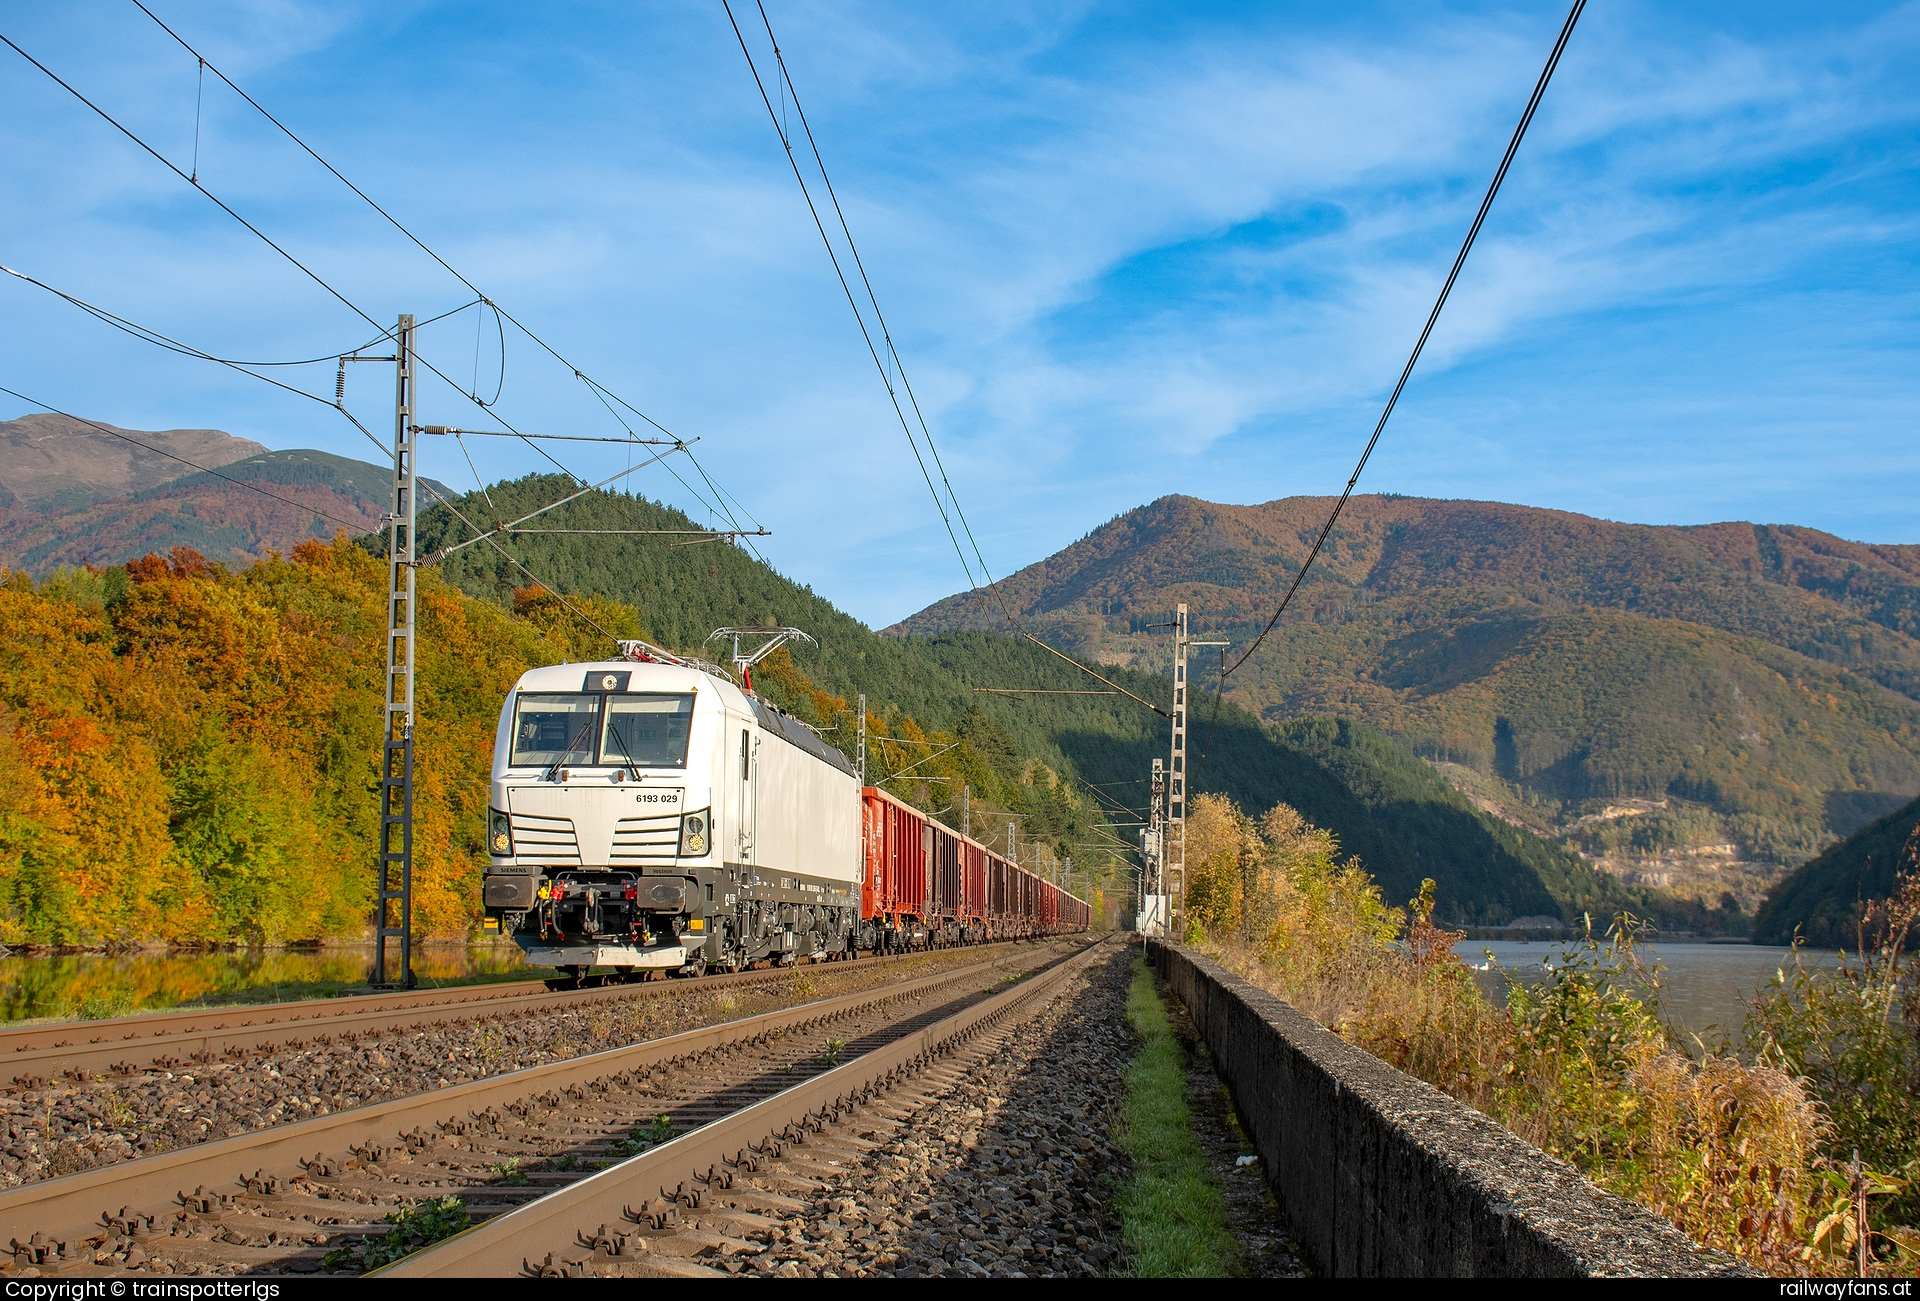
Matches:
[0,944,1033,1086]
[0,938,1097,1277]
[383,934,1119,1278]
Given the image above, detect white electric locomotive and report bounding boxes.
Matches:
[482,639,861,979]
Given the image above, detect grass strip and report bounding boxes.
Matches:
[1113,953,1241,1277]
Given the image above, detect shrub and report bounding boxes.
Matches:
[1744,847,1920,1264]
[1186,793,1919,1277]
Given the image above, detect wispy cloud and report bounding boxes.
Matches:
[0,1,1914,623]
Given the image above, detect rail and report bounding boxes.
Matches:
[381,936,1115,1276]
[0,943,1083,1258]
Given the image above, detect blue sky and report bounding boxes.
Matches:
[1,1,1916,627]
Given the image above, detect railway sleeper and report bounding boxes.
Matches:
[379,944,1108,1279]
[0,946,1076,1279]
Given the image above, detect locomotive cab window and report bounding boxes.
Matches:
[510,694,598,767]
[601,694,695,768]
[508,691,695,768]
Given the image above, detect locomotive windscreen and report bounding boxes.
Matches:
[601,694,694,768]
[509,692,695,768]
[511,694,598,767]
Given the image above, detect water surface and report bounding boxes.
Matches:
[1453,939,1850,1041]
[0,943,531,1024]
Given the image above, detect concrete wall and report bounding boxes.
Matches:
[1148,939,1749,1277]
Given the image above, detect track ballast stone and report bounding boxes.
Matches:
[0,947,1039,1190]
[668,944,1134,1279]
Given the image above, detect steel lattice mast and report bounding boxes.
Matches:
[375,314,417,989]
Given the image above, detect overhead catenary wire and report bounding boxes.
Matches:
[31,7,1132,876]
[0,262,398,456]
[0,383,371,533]
[5,11,767,960]
[97,0,1124,746]
[0,392,620,652]
[721,1,974,587]
[725,7,1168,721]
[1,233,635,660]
[0,263,403,367]
[972,688,1117,696]
[423,443,696,563]
[684,447,769,560]
[0,31,597,483]
[3,21,771,636]
[503,528,769,539]
[0,262,688,488]
[1221,0,1586,686]
[414,480,623,644]
[128,1,686,455]
[752,1,997,597]
[566,367,769,564]
[419,426,677,446]
[132,0,771,574]
[1,37,378,350]
[1193,0,1585,784]
[747,4,1165,715]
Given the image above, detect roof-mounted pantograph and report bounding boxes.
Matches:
[709,627,816,694]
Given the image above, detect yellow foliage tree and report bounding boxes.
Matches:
[0,540,589,944]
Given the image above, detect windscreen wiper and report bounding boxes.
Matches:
[547,712,597,782]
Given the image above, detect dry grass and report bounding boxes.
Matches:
[1184,792,1918,1278]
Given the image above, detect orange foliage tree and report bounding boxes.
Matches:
[0,541,577,945]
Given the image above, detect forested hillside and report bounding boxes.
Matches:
[0,542,538,943]
[896,494,1920,885]
[0,478,1727,947]
[412,476,1715,931]
[0,425,450,575]
[1753,795,1920,946]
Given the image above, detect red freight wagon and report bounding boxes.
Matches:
[960,838,988,931]
[860,785,1091,949]
[862,787,928,949]
[928,822,961,924]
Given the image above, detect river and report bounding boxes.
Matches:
[1453,938,1852,1042]
[0,943,531,1024]
[0,937,1854,1035]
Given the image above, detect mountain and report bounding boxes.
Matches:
[0,414,447,573]
[408,475,1719,930]
[893,494,1920,901]
[0,470,1722,943]
[0,413,265,510]
[1752,795,1920,947]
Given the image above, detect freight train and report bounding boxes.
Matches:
[481,640,1091,978]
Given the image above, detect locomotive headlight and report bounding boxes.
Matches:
[679,810,708,857]
[489,810,511,855]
